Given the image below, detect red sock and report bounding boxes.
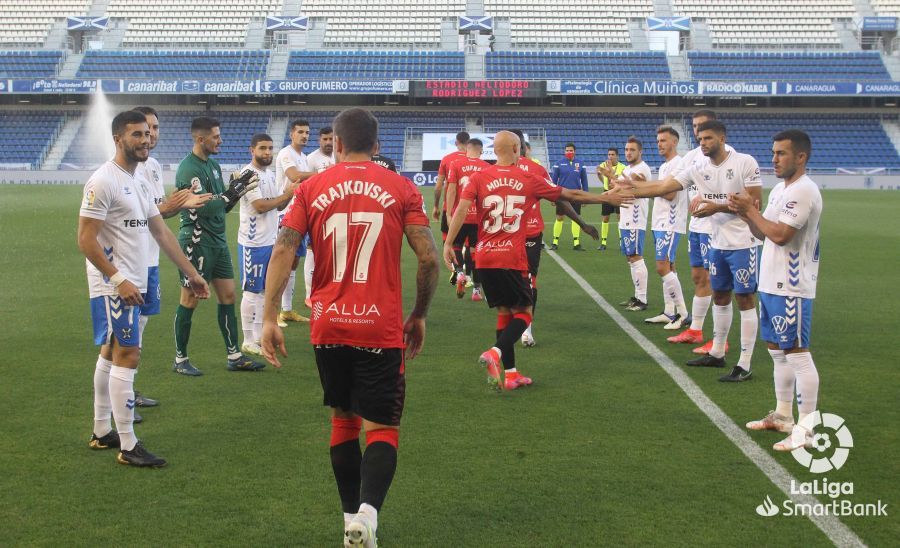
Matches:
[496,313,512,331]
[366,428,399,450]
[513,312,532,326]
[330,416,362,447]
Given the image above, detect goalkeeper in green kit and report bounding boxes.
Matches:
[172,117,265,375]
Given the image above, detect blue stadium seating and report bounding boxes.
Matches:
[688,51,893,81]
[683,113,900,169]
[286,51,465,80]
[486,51,671,79]
[77,50,270,79]
[0,112,65,168]
[0,50,63,78]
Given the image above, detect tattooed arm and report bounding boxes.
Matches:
[402,224,440,359]
[261,226,303,367]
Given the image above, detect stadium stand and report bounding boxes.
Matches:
[76,50,270,79]
[302,0,465,47]
[673,0,856,47]
[692,113,900,169]
[486,51,671,79]
[871,0,900,15]
[0,50,64,77]
[287,51,465,79]
[688,51,893,81]
[484,0,651,46]
[0,111,66,168]
[0,0,91,46]
[107,0,283,47]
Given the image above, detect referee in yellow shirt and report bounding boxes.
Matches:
[596,147,626,250]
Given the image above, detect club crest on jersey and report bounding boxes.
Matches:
[726,169,734,180]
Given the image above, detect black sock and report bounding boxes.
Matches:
[330,440,362,514]
[532,288,538,318]
[359,442,397,511]
[496,318,528,361]
[495,329,503,343]
[464,247,474,276]
[501,344,516,370]
[454,248,464,272]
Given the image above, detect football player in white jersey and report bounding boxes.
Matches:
[274,119,316,324]
[666,111,733,354]
[624,120,762,382]
[131,107,208,413]
[645,125,689,329]
[615,137,653,311]
[78,110,209,467]
[238,133,298,356]
[303,127,336,310]
[733,130,822,451]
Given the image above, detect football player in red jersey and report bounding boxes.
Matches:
[261,108,440,547]
[510,129,598,347]
[445,138,491,299]
[432,131,469,290]
[444,131,632,391]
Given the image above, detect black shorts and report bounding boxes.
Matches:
[314,345,406,426]
[555,201,582,216]
[477,268,534,309]
[601,203,619,216]
[454,223,478,248]
[525,235,542,277]
[440,210,449,235]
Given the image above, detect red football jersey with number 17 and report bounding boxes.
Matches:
[281,161,429,348]
[517,157,552,238]
[462,163,562,271]
[448,156,491,224]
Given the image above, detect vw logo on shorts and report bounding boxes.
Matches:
[735,268,751,284]
[623,237,632,246]
[656,238,667,251]
[700,243,708,256]
[771,315,788,334]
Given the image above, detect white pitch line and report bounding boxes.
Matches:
[547,250,866,548]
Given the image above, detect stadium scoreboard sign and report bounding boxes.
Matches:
[410,80,545,98]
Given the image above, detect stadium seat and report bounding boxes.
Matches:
[0,50,63,77]
[687,51,892,81]
[286,50,465,79]
[76,50,270,79]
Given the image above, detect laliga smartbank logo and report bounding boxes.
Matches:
[755,412,888,518]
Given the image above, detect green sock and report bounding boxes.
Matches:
[218,303,240,356]
[553,220,563,244]
[601,221,610,244]
[174,305,194,360]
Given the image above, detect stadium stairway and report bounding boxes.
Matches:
[465,53,485,79]
[834,20,862,51]
[44,19,69,50]
[466,0,484,13]
[267,49,290,80]
[266,116,289,148]
[403,134,423,172]
[627,20,650,50]
[882,54,900,80]
[58,53,83,79]
[245,20,267,49]
[41,115,83,171]
[690,20,713,50]
[667,53,691,79]
[853,0,876,17]
[880,119,900,158]
[87,0,110,18]
[282,0,301,16]
[653,0,674,17]
[664,116,692,155]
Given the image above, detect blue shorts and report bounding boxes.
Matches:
[620,229,645,257]
[653,231,680,263]
[139,265,161,316]
[708,246,758,294]
[295,236,307,258]
[238,244,273,294]
[90,295,142,347]
[688,231,711,269]
[759,292,813,349]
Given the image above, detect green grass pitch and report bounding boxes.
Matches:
[0,184,897,546]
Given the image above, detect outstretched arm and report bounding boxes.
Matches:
[261,226,303,367]
[559,187,634,207]
[555,199,599,240]
[621,174,685,199]
[403,224,440,360]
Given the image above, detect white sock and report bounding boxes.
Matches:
[690,294,712,331]
[629,259,648,302]
[710,304,732,358]
[661,284,675,315]
[769,349,794,418]
[737,308,758,371]
[357,503,378,531]
[787,352,819,422]
[138,315,149,348]
[93,355,113,437]
[344,513,354,529]
[661,272,686,316]
[303,249,315,301]
[282,270,296,312]
[253,292,265,344]
[523,324,533,338]
[240,291,257,344]
[109,365,138,451]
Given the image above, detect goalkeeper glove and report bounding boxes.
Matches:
[222,169,260,213]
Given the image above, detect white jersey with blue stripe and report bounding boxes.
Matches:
[651,155,687,234]
[618,161,652,230]
[80,160,160,298]
[137,156,164,266]
[238,163,279,247]
[758,175,822,299]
